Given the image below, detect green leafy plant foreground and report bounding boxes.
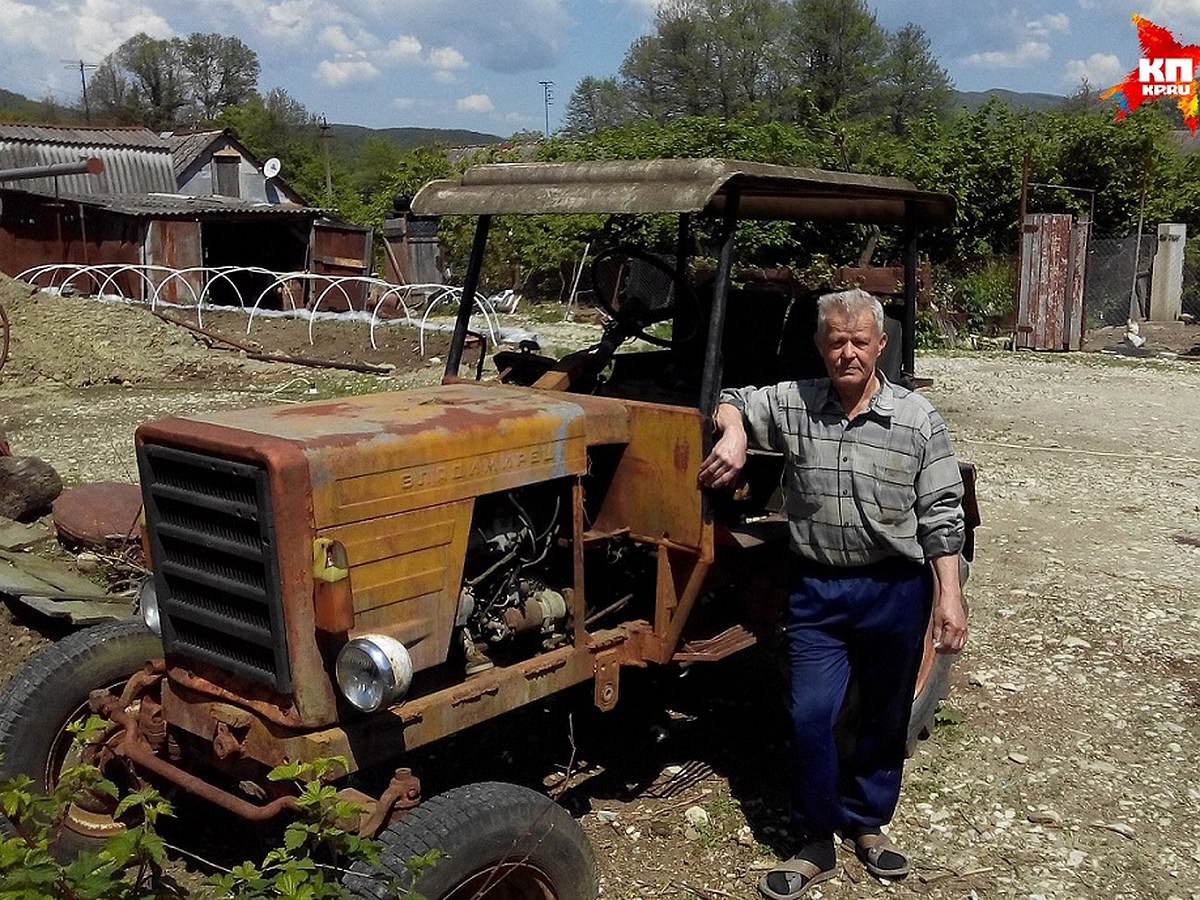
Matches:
[0,747,430,900]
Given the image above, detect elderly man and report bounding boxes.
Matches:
[697,288,967,900]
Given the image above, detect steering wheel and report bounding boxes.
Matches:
[589,245,696,348]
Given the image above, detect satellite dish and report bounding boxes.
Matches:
[263,157,282,179]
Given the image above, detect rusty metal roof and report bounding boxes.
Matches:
[412,158,955,225]
[84,192,319,218]
[0,122,174,196]
[6,188,320,219]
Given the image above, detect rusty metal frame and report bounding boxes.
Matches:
[115,156,962,830]
[445,214,490,377]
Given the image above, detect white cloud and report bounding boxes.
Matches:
[429,46,468,71]
[314,58,380,87]
[400,0,568,73]
[321,25,363,54]
[609,0,665,12]
[1063,52,1124,87]
[1146,1,1200,19]
[392,97,417,109]
[381,34,423,63]
[1027,13,1070,36]
[456,93,494,113]
[963,41,1053,69]
[432,70,460,84]
[262,0,318,40]
[0,0,173,58]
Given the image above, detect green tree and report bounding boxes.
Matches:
[619,0,790,121]
[786,0,888,117]
[879,23,951,135]
[117,33,188,129]
[353,136,408,196]
[89,58,139,125]
[220,88,315,164]
[179,33,260,122]
[562,76,634,137]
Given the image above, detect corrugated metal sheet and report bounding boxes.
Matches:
[73,191,320,218]
[0,123,166,148]
[164,130,223,179]
[412,158,956,225]
[0,186,319,218]
[0,123,174,196]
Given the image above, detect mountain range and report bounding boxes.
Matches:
[0,85,1072,146]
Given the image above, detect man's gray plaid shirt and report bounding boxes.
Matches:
[720,372,965,568]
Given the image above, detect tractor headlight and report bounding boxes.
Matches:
[138,578,161,636]
[335,635,413,713]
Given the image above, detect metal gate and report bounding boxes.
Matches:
[1015,213,1088,350]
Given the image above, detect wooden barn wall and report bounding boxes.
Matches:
[146,219,203,304]
[0,193,144,296]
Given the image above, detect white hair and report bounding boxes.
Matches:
[816,288,884,335]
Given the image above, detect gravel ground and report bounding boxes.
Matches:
[1,279,1199,899]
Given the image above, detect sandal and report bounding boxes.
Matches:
[842,829,910,879]
[758,855,836,900]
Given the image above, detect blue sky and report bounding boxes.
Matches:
[0,1,1198,134]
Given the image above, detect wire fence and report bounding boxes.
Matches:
[1084,234,1157,327]
[1180,239,1200,321]
[1085,230,1200,325]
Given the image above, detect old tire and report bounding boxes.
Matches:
[346,781,598,900]
[0,618,160,856]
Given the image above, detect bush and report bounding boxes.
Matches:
[0,740,405,900]
[949,258,1016,334]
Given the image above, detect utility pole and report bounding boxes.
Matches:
[539,80,554,137]
[319,115,333,203]
[63,60,97,123]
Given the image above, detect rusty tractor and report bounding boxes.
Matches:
[0,159,977,899]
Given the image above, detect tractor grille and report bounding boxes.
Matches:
[138,444,291,693]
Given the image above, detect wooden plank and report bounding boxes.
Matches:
[1017,219,1036,348]
[312,254,367,269]
[1067,223,1088,350]
[0,548,112,597]
[14,595,130,625]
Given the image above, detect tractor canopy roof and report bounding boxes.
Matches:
[411,157,954,226]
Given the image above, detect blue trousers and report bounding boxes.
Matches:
[785,558,931,838]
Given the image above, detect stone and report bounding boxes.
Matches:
[0,456,62,520]
[75,551,102,573]
[1028,810,1062,825]
[684,805,710,828]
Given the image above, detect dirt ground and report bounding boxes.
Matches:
[2,275,1199,899]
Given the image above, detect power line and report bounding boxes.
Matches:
[538,80,554,137]
[62,60,98,122]
[0,63,74,104]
